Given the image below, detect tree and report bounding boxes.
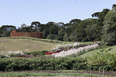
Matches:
[43,28,49,39]
[74,20,89,42]
[0,25,16,37]
[57,28,65,41]
[46,22,59,35]
[69,19,81,24]
[91,9,110,41]
[69,29,78,42]
[86,42,112,76]
[31,21,41,32]
[57,22,64,28]
[31,21,40,29]
[64,23,72,38]
[97,9,110,40]
[102,6,116,45]
[47,34,56,42]
[92,12,100,18]
[112,4,116,8]
[63,33,69,41]
[85,19,98,41]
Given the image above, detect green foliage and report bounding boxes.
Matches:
[102,7,116,45]
[106,53,116,69]
[69,29,78,42]
[0,25,16,37]
[47,34,56,41]
[0,55,116,71]
[63,33,69,41]
[86,41,116,72]
[0,55,6,59]
[24,50,49,56]
[9,54,21,57]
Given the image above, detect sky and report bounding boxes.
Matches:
[0,0,116,28]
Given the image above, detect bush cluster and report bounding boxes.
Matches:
[0,55,6,59]
[0,57,116,71]
[24,50,49,56]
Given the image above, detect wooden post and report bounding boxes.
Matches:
[90,66,91,77]
[99,66,101,77]
[103,67,104,77]
[112,68,114,76]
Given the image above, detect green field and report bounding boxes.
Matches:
[0,37,58,55]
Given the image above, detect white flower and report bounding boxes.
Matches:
[52,43,99,58]
[1,51,3,55]
[52,42,80,51]
[7,50,24,55]
[5,54,10,57]
[25,49,29,52]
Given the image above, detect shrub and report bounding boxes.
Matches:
[0,56,116,71]
[9,53,21,57]
[24,50,49,56]
[0,55,6,59]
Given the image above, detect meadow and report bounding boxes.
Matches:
[0,37,58,55]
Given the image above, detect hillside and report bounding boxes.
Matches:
[0,38,57,55]
[80,45,116,58]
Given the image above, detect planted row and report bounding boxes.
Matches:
[52,43,99,58]
[0,56,115,71]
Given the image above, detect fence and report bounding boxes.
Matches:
[81,70,116,76]
[35,70,116,76]
[10,30,43,38]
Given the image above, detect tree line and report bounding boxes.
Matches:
[0,4,116,45]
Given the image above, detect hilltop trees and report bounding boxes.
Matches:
[102,6,116,45]
[90,9,110,41]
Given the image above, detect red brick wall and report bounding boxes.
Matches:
[10,30,43,38]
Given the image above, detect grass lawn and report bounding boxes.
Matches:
[0,38,57,55]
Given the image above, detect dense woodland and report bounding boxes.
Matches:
[0,4,116,45]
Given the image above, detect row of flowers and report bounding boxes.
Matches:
[52,43,99,58]
[0,50,25,58]
[8,50,24,55]
[52,42,80,51]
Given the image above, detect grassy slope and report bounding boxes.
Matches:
[80,45,116,58]
[0,38,57,55]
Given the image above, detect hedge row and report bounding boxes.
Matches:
[7,37,62,43]
[0,57,116,71]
